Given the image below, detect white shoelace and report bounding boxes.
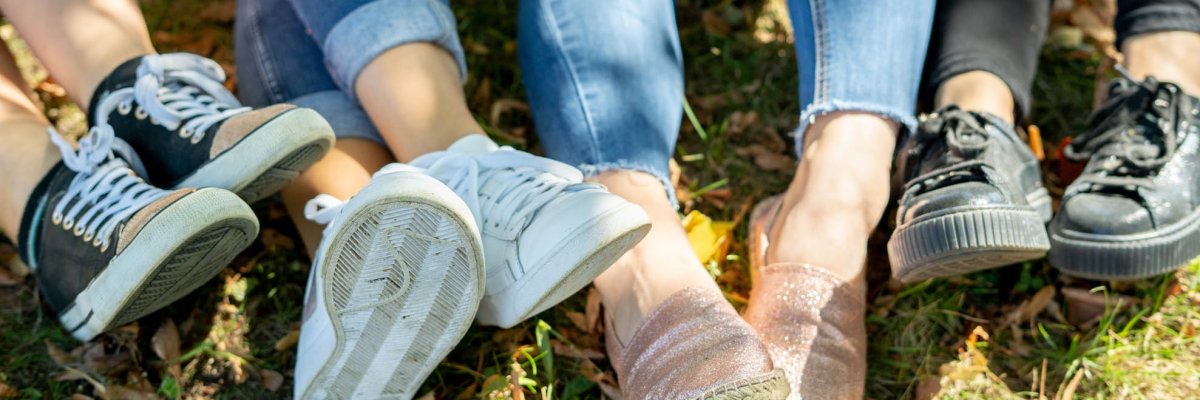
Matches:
[303,146,596,236]
[95,53,250,144]
[47,126,168,251]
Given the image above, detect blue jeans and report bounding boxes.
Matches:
[236,0,934,204]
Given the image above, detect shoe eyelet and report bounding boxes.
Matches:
[150,117,159,125]
[118,102,132,115]
[134,106,148,120]
[99,242,110,252]
[52,213,62,225]
[73,225,86,237]
[62,218,74,230]
[179,127,192,139]
[191,134,203,144]
[83,231,94,242]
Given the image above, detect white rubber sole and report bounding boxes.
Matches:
[302,174,485,400]
[174,107,334,203]
[59,188,258,341]
[475,202,651,328]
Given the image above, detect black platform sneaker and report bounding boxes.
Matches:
[1050,74,1200,279]
[19,127,258,341]
[889,105,1051,283]
[89,53,334,203]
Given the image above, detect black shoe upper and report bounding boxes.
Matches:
[19,130,171,314]
[88,54,250,188]
[1053,76,1200,236]
[894,105,1046,225]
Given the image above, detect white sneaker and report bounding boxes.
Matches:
[410,135,651,327]
[292,169,485,400]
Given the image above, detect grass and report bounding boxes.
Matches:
[1,0,1199,399]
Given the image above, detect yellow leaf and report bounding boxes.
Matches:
[682,211,736,268]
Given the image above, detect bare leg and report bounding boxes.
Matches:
[589,171,720,341]
[935,70,1017,124]
[354,43,481,162]
[1122,31,1200,97]
[282,139,393,256]
[0,0,155,109]
[0,44,61,240]
[766,112,897,282]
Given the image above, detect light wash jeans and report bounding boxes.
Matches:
[235,0,934,205]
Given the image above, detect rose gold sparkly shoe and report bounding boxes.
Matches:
[605,286,790,399]
[744,196,868,400]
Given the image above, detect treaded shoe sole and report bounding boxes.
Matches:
[889,205,1050,283]
[1049,206,1200,280]
[174,107,335,203]
[58,188,258,341]
[303,175,485,399]
[475,203,651,328]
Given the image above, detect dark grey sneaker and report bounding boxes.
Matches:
[889,106,1051,283]
[20,128,258,341]
[1049,75,1200,280]
[89,53,334,203]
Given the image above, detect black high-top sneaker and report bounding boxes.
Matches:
[1050,75,1200,279]
[20,127,259,341]
[89,53,334,203]
[889,105,1051,283]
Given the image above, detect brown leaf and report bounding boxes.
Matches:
[152,320,181,363]
[46,340,76,365]
[415,392,436,400]
[261,369,284,392]
[585,287,601,334]
[1062,287,1137,327]
[735,145,795,172]
[198,0,237,23]
[0,267,20,287]
[81,340,132,374]
[260,228,296,251]
[915,375,941,400]
[0,244,29,280]
[551,340,605,361]
[70,394,93,400]
[104,384,156,400]
[275,327,301,351]
[0,382,17,398]
[727,111,761,135]
[564,311,589,332]
[702,10,732,36]
[1003,286,1056,327]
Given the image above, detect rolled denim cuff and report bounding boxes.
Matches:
[795,100,919,157]
[577,161,679,209]
[290,90,386,145]
[322,0,468,97]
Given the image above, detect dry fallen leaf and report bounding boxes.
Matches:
[260,228,296,251]
[551,340,605,361]
[585,287,601,334]
[104,385,156,400]
[275,327,301,351]
[152,319,181,363]
[0,382,17,398]
[735,144,795,172]
[681,211,736,268]
[1062,287,1137,327]
[1002,286,1056,328]
[46,340,76,365]
[564,311,589,332]
[261,369,284,392]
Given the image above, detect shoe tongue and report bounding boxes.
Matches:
[87,56,144,126]
[447,134,499,154]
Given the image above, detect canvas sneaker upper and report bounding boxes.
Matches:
[88,53,332,198]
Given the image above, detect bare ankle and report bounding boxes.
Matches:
[935,71,1017,124]
[1123,32,1200,97]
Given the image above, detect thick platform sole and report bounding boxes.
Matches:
[1049,206,1200,280]
[175,107,334,203]
[302,177,484,399]
[474,203,650,328]
[59,189,258,341]
[889,206,1050,283]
